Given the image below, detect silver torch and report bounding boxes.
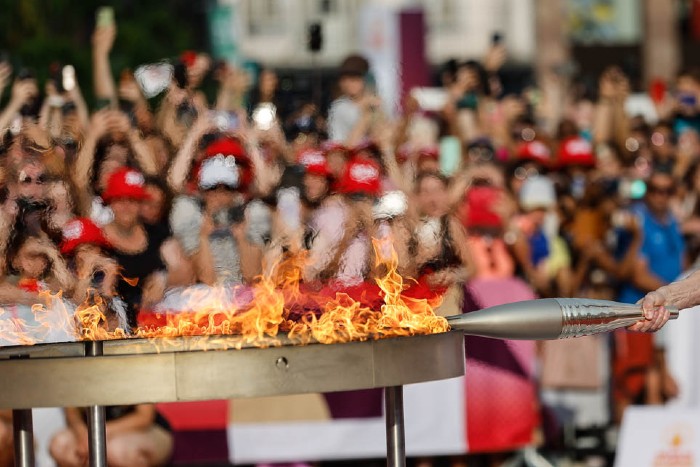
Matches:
[446,298,680,340]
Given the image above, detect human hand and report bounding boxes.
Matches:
[427,270,452,288]
[106,110,131,134]
[598,67,629,101]
[628,289,672,332]
[92,24,116,56]
[89,110,112,137]
[165,84,188,107]
[142,272,166,307]
[118,78,144,104]
[10,79,38,107]
[484,44,507,73]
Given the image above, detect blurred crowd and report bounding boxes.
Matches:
[0,12,699,467]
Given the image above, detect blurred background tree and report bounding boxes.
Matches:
[0,0,209,105]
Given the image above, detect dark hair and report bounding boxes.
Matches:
[143,175,174,223]
[90,136,137,193]
[5,205,60,277]
[415,171,449,193]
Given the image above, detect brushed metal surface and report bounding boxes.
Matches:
[0,332,464,409]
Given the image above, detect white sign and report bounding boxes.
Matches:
[616,406,700,467]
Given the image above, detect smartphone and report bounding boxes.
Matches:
[439,136,461,176]
[492,32,503,45]
[211,111,239,132]
[252,103,276,131]
[96,7,115,28]
[62,65,76,92]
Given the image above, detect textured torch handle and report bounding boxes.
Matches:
[556,298,679,339]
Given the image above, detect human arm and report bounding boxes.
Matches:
[92,24,118,108]
[0,282,41,306]
[160,238,194,287]
[71,110,111,194]
[166,115,215,193]
[191,214,217,285]
[629,269,700,332]
[592,67,630,147]
[0,79,38,131]
[105,405,156,440]
[232,221,262,283]
[64,407,89,458]
[345,94,382,147]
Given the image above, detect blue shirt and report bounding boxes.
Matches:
[617,203,685,304]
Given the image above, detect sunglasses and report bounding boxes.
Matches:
[647,185,674,196]
[18,174,47,185]
[201,184,236,193]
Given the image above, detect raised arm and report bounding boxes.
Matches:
[71,110,110,194]
[0,79,38,132]
[92,24,118,108]
[167,115,214,193]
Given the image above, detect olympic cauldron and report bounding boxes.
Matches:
[0,297,679,467]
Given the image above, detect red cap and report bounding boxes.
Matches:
[462,186,504,229]
[297,149,331,177]
[101,168,150,203]
[180,50,197,68]
[195,137,252,192]
[516,140,552,165]
[558,136,595,167]
[339,159,382,197]
[205,137,248,164]
[60,218,111,255]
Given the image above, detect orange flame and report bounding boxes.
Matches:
[1,238,448,349]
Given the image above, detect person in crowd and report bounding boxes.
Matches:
[411,171,473,314]
[50,404,173,467]
[512,176,573,297]
[6,7,700,463]
[60,217,129,330]
[100,167,191,329]
[327,54,381,145]
[612,171,683,419]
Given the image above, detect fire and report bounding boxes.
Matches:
[0,238,448,349]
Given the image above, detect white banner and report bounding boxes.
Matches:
[616,406,700,467]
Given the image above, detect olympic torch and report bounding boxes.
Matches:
[446,298,680,340]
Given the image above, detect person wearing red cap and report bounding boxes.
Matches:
[281,149,345,283]
[321,141,349,181]
[316,158,383,286]
[101,167,190,329]
[416,146,440,173]
[59,217,128,328]
[403,171,475,315]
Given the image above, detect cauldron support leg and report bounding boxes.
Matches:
[12,408,34,467]
[385,385,406,467]
[86,341,107,467]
